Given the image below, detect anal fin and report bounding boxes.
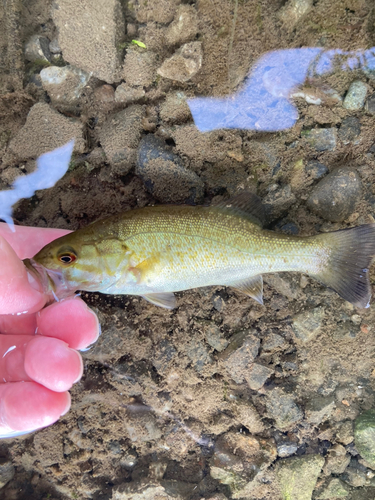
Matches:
[227,275,264,305]
[142,292,176,310]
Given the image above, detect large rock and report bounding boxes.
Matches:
[0,460,15,489]
[99,105,145,175]
[292,307,325,343]
[136,134,204,204]
[123,48,157,87]
[306,167,362,222]
[276,454,324,500]
[355,409,375,467]
[165,5,198,46]
[52,0,125,83]
[265,388,303,430]
[157,42,203,82]
[222,334,260,384]
[8,102,85,160]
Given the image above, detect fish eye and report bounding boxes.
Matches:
[58,252,77,264]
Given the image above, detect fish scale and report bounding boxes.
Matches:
[25,193,375,309]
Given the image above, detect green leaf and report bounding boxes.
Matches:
[131,39,146,49]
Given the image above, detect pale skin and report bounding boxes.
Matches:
[0,223,100,437]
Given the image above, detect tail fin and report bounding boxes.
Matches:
[313,224,375,308]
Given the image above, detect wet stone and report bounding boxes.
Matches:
[186,340,212,372]
[8,102,85,160]
[115,83,145,104]
[135,0,179,24]
[49,38,61,54]
[25,34,51,63]
[165,4,199,47]
[365,93,375,114]
[263,184,296,221]
[305,161,329,180]
[277,442,298,458]
[343,81,368,110]
[292,306,325,343]
[262,333,286,352]
[336,420,354,446]
[204,324,228,352]
[160,92,191,124]
[123,48,157,87]
[223,334,260,384]
[53,0,125,83]
[136,134,204,204]
[153,339,177,374]
[233,401,264,434]
[40,65,91,107]
[280,221,299,235]
[341,466,367,487]
[112,482,169,500]
[323,444,351,475]
[276,454,325,500]
[0,460,15,488]
[120,449,138,470]
[99,105,145,175]
[245,363,273,391]
[318,478,349,498]
[354,409,375,468]
[305,396,335,425]
[303,127,337,151]
[157,42,203,83]
[265,388,303,430]
[307,167,362,222]
[338,116,361,144]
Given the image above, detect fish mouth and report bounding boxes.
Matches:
[23,258,75,301]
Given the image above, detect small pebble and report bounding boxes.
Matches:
[25,34,51,63]
[338,116,361,144]
[343,81,368,110]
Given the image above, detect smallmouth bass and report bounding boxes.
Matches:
[24,193,375,309]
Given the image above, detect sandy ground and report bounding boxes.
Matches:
[1,0,375,499]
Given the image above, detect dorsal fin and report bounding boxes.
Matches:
[212,191,265,227]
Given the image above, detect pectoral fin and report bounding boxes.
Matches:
[227,275,264,305]
[142,292,176,310]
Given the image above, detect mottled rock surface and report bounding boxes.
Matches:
[306,167,362,221]
[52,0,125,83]
[136,134,204,203]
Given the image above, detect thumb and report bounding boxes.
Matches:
[0,236,46,315]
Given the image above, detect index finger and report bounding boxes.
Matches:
[0,223,71,260]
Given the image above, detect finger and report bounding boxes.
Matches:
[0,335,83,392]
[0,313,37,335]
[37,297,100,350]
[24,337,83,392]
[0,381,70,436]
[0,236,46,315]
[0,223,71,260]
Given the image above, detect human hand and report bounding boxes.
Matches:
[0,223,100,438]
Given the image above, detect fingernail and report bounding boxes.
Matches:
[61,392,71,416]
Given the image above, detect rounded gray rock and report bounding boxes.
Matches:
[306,167,362,222]
[136,135,204,204]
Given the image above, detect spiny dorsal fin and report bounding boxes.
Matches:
[213,191,265,227]
[226,275,264,305]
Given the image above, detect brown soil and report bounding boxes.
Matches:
[1,0,375,499]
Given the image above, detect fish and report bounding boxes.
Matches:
[23,192,375,309]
